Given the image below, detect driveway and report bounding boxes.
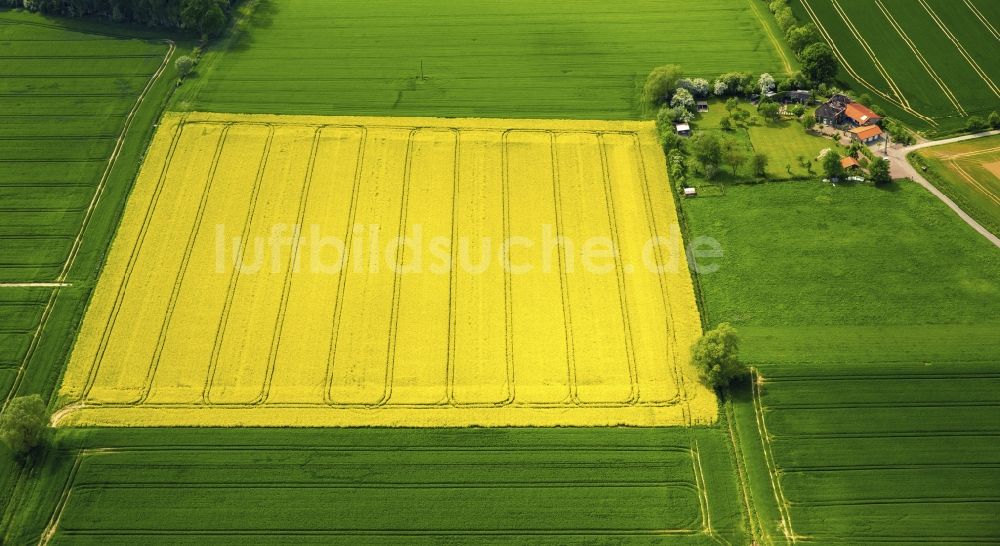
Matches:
[884,130,1000,248]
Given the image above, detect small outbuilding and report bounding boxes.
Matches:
[849,125,883,143]
[696,101,709,112]
[683,187,697,197]
[675,123,691,136]
[840,156,861,170]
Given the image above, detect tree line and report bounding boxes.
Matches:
[3,0,232,38]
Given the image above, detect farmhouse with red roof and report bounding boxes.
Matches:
[815,94,881,127]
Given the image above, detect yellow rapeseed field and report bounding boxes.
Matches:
[57,112,716,427]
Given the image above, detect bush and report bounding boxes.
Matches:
[175,55,196,78]
[989,111,1000,129]
[719,116,732,131]
[691,323,747,390]
[0,395,50,461]
[966,116,988,132]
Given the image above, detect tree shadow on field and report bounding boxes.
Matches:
[228,0,279,53]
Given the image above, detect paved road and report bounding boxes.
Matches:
[884,129,1000,248]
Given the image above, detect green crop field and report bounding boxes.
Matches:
[794,0,1000,134]
[683,181,1000,543]
[0,12,178,411]
[178,0,788,119]
[4,428,746,545]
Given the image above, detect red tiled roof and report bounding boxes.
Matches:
[841,156,860,169]
[849,125,883,140]
[844,103,880,124]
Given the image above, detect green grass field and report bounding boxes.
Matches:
[683,180,1000,544]
[793,0,1000,134]
[178,0,788,119]
[912,134,1000,238]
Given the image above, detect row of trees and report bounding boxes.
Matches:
[4,0,231,37]
[765,0,838,83]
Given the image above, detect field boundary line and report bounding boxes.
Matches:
[38,449,87,546]
[445,131,461,404]
[751,369,798,543]
[964,0,1000,41]
[4,38,174,411]
[746,0,794,76]
[548,133,580,405]
[873,0,966,116]
[137,125,230,405]
[800,0,936,126]
[918,0,1000,98]
[597,134,639,404]
[202,125,275,404]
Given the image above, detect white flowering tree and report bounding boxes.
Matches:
[690,78,710,97]
[713,79,728,96]
[758,73,775,95]
[670,87,696,112]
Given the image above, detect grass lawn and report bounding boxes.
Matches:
[682,180,1000,544]
[687,100,844,183]
[177,0,788,119]
[912,134,1000,237]
[748,122,836,179]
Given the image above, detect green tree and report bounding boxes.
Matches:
[642,64,684,108]
[869,157,892,185]
[722,138,747,176]
[751,152,769,178]
[0,395,49,460]
[789,103,805,118]
[800,42,838,83]
[775,7,795,32]
[725,97,739,115]
[175,55,196,78]
[691,323,747,390]
[181,0,227,38]
[966,116,988,132]
[719,116,732,131]
[989,111,1000,129]
[786,24,821,54]
[690,132,724,179]
[758,101,780,121]
[822,150,843,179]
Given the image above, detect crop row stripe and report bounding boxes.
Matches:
[597,134,640,404]
[800,0,937,126]
[918,0,1000,98]
[873,0,965,116]
[829,0,908,108]
[202,126,275,404]
[548,132,580,405]
[752,369,798,543]
[138,125,232,405]
[500,131,517,405]
[949,160,1000,206]
[259,128,326,404]
[963,0,1000,42]
[323,128,369,405]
